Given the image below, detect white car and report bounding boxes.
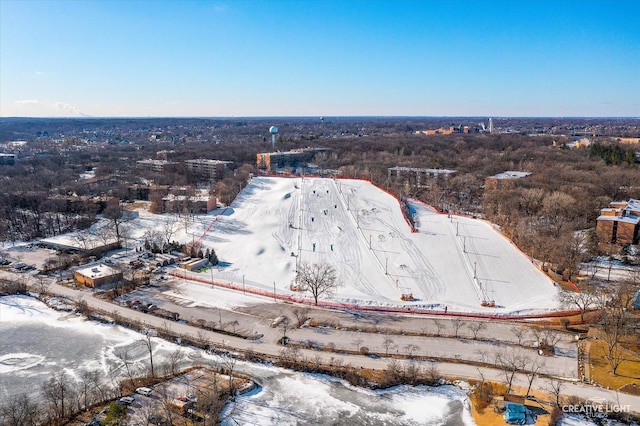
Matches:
[118,396,135,405]
[135,387,153,396]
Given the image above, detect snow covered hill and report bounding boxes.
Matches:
[196,176,560,314]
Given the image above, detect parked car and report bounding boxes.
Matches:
[118,396,135,405]
[135,386,153,396]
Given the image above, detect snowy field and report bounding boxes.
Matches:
[195,177,560,314]
[36,176,560,314]
[1,295,479,425]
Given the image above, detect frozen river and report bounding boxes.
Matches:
[0,295,476,425]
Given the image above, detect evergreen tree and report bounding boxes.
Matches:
[209,248,219,266]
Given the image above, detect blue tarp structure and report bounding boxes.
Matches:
[633,290,640,309]
[504,402,526,425]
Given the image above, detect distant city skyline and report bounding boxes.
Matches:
[1,0,638,118]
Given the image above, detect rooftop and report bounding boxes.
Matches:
[388,166,456,175]
[75,264,121,279]
[185,159,232,165]
[489,171,532,180]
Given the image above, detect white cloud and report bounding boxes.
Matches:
[10,99,90,117]
[15,99,40,105]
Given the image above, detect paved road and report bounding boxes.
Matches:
[24,279,640,415]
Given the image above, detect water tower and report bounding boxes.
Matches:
[269,126,279,148]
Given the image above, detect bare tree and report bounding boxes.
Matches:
[194,329,210,349]
[228,319,240,334]
[404,362,421,385]
[114,346,137,383]
[197,389,227,426]
[452,318,465,338]
[385,358,404,382]
[353,338,364,352]
[467,322,487,339]
[103,200,128,243]
[522,356,544,397]
[382,336,395,356]
[0,393,41,426]
[35,276,50,297]
[78,370,102,411]
[404,343,419,359]
[494,350,523,393]
[219,353,238,394]
[510,326,528,346]
[162,216,180,248]
[142,229,164,252]
[41,371,76,421]
[140,328,157,377]
[165,347,185,376]
[93,221,115,246]
[292,307,310,328]
[425,363,441,384]
[156,384,179,425]
[279,316,291,345]
[296,262,341,305]
[598,307,630,375]
[539,328,562,353]
[546,379,565,407]
[432,319,445,336]
[559,287,597,322]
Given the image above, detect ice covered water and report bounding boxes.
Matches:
[1,295,475,425]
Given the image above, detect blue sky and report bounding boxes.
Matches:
[1,0,638,117]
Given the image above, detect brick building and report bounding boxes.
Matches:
[256,148,327,172]
[185,159,232,181]
[484,171,531,191]
[596,199,640,250]
[73,264,123,288]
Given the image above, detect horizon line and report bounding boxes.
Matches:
[1,115,639,120]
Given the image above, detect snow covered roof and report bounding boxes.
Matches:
[75,264,121,279]
[489,171,531,180]
[627,199,640,212]
[597,215,640,224]
[388,166,456,175]
[599,199,640,223]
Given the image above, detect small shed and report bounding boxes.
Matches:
[503,394,526,425]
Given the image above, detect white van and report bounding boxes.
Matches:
[135,387,153,396]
